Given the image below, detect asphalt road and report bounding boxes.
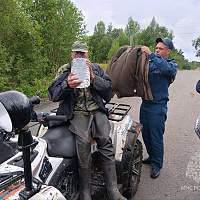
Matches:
[32,70,200,200]
[113,70,200,200]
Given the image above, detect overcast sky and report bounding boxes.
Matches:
[71,0,200,61]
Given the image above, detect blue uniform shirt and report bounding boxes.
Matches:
[147,53,178,103]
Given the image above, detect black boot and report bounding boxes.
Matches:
[78,167,92,200]
[75,135,92,200]
[102,160,127,200]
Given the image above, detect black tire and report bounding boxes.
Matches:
[123,139,143,199]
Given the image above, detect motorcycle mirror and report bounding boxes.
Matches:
[0,102,12,132]
[30,96,40,105]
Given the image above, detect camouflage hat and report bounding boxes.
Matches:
[71,41,88,52]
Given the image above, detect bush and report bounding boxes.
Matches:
[15,77,53,97]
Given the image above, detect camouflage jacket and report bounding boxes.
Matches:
[48,63,112,119]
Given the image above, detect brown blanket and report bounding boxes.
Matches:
[106,46,153,100]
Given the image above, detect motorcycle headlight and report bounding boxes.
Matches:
[0,91,31,130]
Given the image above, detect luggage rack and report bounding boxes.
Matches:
[105,102,131,122]
[50,103,131,122]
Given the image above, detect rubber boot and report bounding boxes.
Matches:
[78,167,92,200]
[102,160,127,200]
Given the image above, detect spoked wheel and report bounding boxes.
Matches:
[123,139,143,199]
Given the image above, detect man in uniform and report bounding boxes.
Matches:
[140,38,178,178]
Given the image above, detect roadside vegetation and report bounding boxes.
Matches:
[1,0,200,96]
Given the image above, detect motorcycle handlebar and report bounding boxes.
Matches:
[45,115,68,122]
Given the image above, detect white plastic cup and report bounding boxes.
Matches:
[71,58,90,88]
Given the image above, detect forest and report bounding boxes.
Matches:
[1,0,200,96]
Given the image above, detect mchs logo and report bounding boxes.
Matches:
[186,151,200,184]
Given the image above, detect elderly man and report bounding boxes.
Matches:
[48,41,126,200]
[140,38,178,178]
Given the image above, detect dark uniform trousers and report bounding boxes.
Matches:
[140,101,167,170]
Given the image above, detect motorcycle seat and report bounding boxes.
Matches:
[42,126,76,158]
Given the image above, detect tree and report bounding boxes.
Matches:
[0,0,85,96]
[96,35,112,63]
[193,37,200,57]
[170,49,190,69]
[107,40,120,60]
[117,32,129,46]
[137,17,173,49]
[107,26,124,40]
[89,21,108,62]
[125,17,140,45]
[0,43,10,91]
[107,23,113,36]
[107,32,129,61]
[94,21,106,35]
[21,0,85,70]
[0,0,47,88]
[112,28,124,39]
